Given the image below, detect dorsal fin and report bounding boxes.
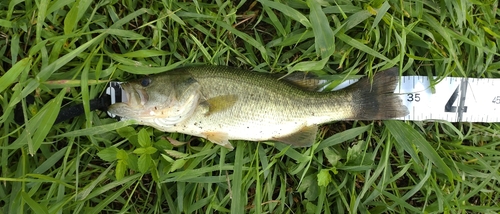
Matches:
[278,72,326,91]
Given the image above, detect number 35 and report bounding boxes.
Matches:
[407,93,420,102]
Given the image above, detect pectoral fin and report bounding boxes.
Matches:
[201,95,238,115]
[273,125,318,147]
[203,131,234,150]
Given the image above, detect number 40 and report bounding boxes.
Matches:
[445,86,467,113]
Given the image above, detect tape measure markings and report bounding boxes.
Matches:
[328,75,499,122]
[395,76,499,122]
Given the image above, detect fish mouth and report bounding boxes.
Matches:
[121,83,149,108]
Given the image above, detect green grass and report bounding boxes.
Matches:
[1,0,500,213]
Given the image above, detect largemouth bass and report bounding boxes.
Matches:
[108,66,409,149]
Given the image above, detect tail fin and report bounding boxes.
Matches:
[346,67,409,120]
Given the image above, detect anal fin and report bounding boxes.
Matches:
[273,125,318,147]
[203,131,234,150]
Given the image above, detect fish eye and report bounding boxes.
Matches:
[140,78,151,87]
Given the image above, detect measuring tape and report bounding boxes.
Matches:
[332,76,500,122]
[105,75,500,123]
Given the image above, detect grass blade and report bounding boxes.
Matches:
[370,2,390,30]
[230,141,245,214]
[63,0,92,34]
[385,120,453,180]
[37,34,106,82]
[0,19,13,28]
[0,58,31,93]
[315,125,371,152]
[35,0,49,43]
[308,0,335,59]
[20,192,49,214]
[336,32,392,62]
[117,60,186,75]
[5,89,66,153]
[216,20,270,63]
[54,120,137,138]
[258,0,311,28]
